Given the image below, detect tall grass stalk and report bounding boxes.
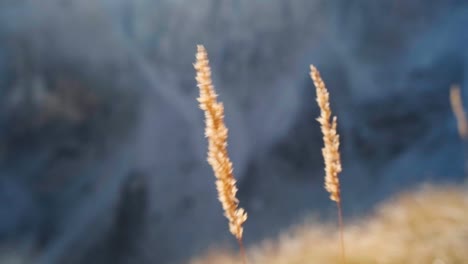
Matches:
[310,65,346,264]
[194,45,248,264]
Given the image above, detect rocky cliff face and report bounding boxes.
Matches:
[0,0,467,263]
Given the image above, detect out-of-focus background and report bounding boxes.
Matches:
[0,0,467,263]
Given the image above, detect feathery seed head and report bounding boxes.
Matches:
[450,84,468,140]
[194,45,247,241]
[310,65,342,203]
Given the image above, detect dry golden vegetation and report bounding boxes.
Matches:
[193,46,468,264]
[310,65,343,204]
[310,65,345,263]
[192,185,468,264]
[195,45,248,262]
[450,85,468,140]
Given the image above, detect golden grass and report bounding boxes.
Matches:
[450,84,468,140]
[310,65,342,203]
[310,65,345,263]
[194,45,248,263]
[192,185,468,264]
[193,48,467,264]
